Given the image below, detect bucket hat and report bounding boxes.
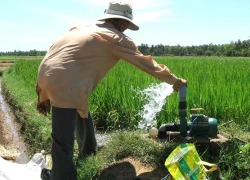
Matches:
[98,1,139,31]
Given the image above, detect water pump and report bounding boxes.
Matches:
[158,86,218,139]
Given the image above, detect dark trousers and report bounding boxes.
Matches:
[51,106,97,180]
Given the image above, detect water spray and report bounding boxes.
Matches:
[137,83,173,130]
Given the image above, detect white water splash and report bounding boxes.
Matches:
[138,82,173,129]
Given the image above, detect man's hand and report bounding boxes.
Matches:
[173,78,187,91]
[37,100,51,116]
[36,82,51,116]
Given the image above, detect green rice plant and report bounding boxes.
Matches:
[90,61,159,129]
[3,57,250,132]
[90,57,250,128]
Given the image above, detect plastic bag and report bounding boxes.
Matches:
[165,143,217,180]
[0,153,45,180]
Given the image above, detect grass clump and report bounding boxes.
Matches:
[77,155,105,180]
[76,131,178,179]
[217,140,250,179]
[220,122,250,142]
[99,131,166,165]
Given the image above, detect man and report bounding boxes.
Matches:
[37,2,187,180]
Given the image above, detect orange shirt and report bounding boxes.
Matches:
[37,21,178,118]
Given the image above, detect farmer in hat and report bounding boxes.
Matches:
[37,1,187,180]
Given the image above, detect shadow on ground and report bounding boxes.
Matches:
[97,158,168,180]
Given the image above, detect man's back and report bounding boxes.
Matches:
[37,21,179,118]
[37,21,136,117]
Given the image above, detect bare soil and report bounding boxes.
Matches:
[0,61,14,72]
[98,157,168,180]
[0,108,22,161]
[0,110,14,147]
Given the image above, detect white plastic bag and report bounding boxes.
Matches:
[0,153,45,180]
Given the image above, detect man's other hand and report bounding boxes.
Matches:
[36,82,51,116]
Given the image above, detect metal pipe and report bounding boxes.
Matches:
[179,86,187,137]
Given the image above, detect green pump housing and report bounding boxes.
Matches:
[157,86,219,139]
[188,114,218,137]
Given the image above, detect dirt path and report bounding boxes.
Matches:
[0,62,29,164]
[0,61,14,72]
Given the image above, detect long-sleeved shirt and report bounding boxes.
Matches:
[37,21,178,118]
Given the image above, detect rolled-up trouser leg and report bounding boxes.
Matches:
[51,106,77,180]
[75,112,97,158]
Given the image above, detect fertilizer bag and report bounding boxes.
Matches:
[165,143,217,180]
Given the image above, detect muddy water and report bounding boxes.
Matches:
[0,78,29,164]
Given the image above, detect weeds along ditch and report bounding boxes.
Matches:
[1,56,250,179]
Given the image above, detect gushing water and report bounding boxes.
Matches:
[138,82,173,129]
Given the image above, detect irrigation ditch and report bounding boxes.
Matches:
[0,61,29,163]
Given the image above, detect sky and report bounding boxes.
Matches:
[1,0,250,51]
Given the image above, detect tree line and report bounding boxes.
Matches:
[138,39,250,57]
[1,39,250,57]
[0,49,46,56]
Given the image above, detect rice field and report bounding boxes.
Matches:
[91,56,250,129]
[3,56,250,130]
[2,56,250,179]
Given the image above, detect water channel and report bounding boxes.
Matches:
[0,78,29,163]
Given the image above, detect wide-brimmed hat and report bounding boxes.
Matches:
[97,1,139,31]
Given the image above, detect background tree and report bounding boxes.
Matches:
[2,39,250,57]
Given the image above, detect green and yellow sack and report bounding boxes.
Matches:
[165,143,217,180]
